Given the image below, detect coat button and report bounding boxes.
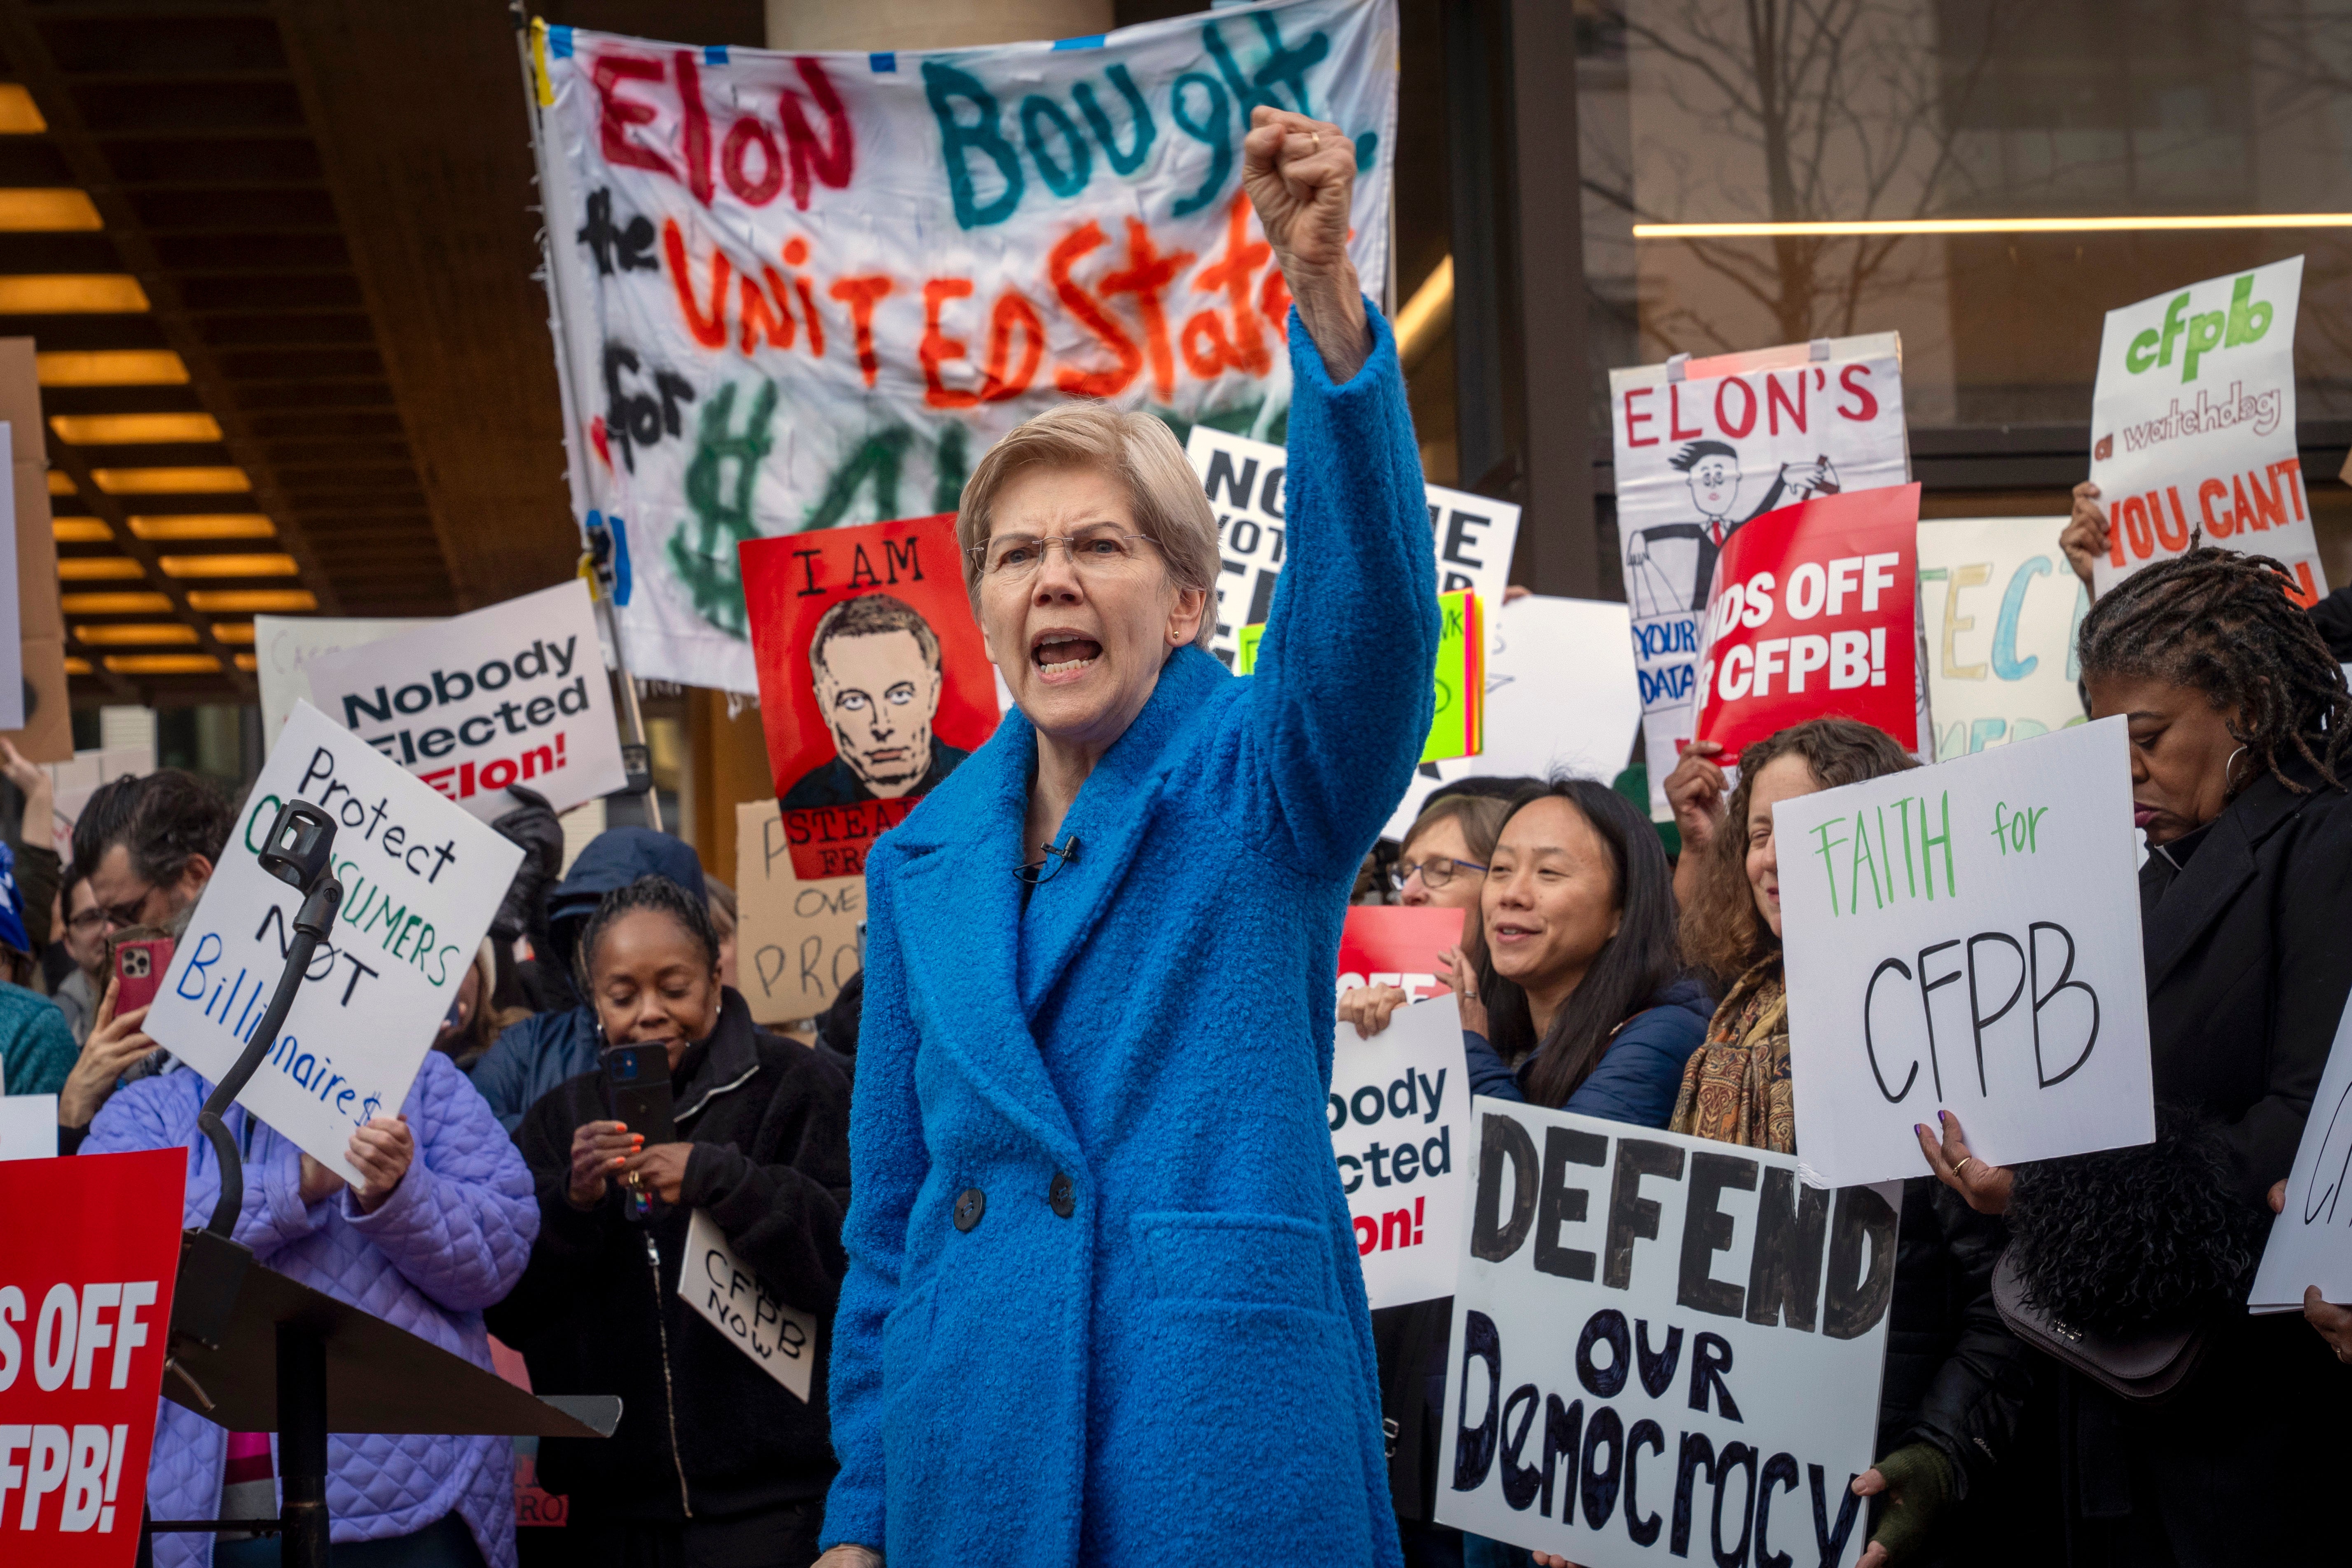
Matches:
[1048,1172,1075,1219]
[953,1188,985,1232]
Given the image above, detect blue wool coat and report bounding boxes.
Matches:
[821,308,1438,1566]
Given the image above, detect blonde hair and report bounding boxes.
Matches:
[955,402,1220,653]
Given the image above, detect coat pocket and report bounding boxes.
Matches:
[1136,1210,1339,1315]
[880,1275,939,1411]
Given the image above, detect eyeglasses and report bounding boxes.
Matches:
[66,907,108,936]
[1390,855,1487,892]
[970,524,1158,581]
[98,882,158,933]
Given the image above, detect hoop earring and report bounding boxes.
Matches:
[2224,744,2249,794]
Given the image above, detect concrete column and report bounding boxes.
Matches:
[765,0,1112,52]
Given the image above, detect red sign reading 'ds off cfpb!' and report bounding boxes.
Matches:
[0,1147,185,1566]
[1694,484,1922,755]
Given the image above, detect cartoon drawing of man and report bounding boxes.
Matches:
[781,592,970,810]
[1627,440,1841,613]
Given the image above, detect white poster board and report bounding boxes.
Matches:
[1435,1100,1898,1567]
[1185,426,1521,669]
[143,702,524,1184]
[679,1207,817,1401]
[1915,518,2089,761]
[1610,337,1909,818]
[1331,997,1469,1311]
[1383,595,1642,842]
[301,581,626,819]
[2250,995,2352,1311]
[0,1095,56,1160]
[2089,257,2326,603]
[0,423,23,731]
[1776,718,2153,1188]
[256,615,435,737]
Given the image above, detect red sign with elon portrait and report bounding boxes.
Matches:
[0,1147,186,1567]
[1694,483,1921,754]
[741,513,1000,880]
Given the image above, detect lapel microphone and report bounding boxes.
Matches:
[1015,834,1082,885]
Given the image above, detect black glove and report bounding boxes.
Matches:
[488,786,564,942]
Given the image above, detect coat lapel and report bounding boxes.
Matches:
[2141,771,2308,992]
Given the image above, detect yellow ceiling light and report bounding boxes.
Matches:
[186,588,314,612]
[47,471,73,495]
[74,622,198,646]
[0,85,45,134]
[234,652,257,672]
[1633,212,2352,239]
[61,655,91,676]
[128,513,272,541]
[211,621,256,644]
[0,190,101,231]
[1395,254,1454,372]
[91,466,249,494]
[104,653,220,675]
[37,350,190,387]
[61,591,171,614]
[51,412,224,445]
[57,557,147,581]
[0,275,151,313]
[159,552,297,578]
[51,517,110,543]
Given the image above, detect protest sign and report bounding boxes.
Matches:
[1332,997,1467,1311]
[1422,591,1482,763]
[256,615,436,737]
[679,1208,817,1401]
[2089,257,2325,604]
[0,1146,185,1565]
[531,1,1399,693]
[1693,484,1922,755]
[303,582,625,820]
[0,1095,58,1159]
[1610,335,1909,818]
[1435,1101,1898,1567]
[143,704,524,1185]
[1775,718,2153,1189]
[1383,595,1642,843]
[1916,517,2089,761]
[1339,905,1465,1004]
[2250,995,2352,1311]
[1185,425,1521,667]
[734,800,862,1025]
[741,513,997,881]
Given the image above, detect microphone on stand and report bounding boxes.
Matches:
[1015,835,1082,885]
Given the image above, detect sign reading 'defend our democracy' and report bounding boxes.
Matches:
[531,0,1399,693]
[1775,719,2153,1189]
[143,704,524,1185]
[1435,1102,1898,1568]
[1610,336,1908,819]
[1329,997,1467,1311]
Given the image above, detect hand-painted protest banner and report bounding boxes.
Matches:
[1693,485,1922,755]
[2089,257,2325,604]
[1240,589,1481,759]
[144,704,524,1185]
[679,1208,818,1401]
[530,1,1399,693]
[303,583,625,820]
[1186,425,1520,667]
[1339,905,1465,1003]
[1611,336,1908,818]
[1332,997,1467,1310]
[741,513,997,881]
[1916,517,2089,761]
[256,615,436,737]
[1435,1102,1898,1567]
[734,800,861,1025]
[1775,718,2152,1189]
[1383,595,1642,843]
[2249,994,2352,1312]
[0,1147,184,1565]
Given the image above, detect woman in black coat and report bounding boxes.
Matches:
[488,874,852,1568]
[1922,548,2352,1565]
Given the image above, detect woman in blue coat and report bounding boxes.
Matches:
[817,108,1438,1568]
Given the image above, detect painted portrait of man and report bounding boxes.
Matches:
[781,592,971,810]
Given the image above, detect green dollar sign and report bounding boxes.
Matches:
[670,379,779,637]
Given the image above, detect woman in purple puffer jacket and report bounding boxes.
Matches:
[84,1049,538,1568]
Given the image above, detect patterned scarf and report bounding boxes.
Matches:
[1667,957,1794,1154]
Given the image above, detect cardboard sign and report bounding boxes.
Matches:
[734,800,861,1025]
[1331,997,1469,1311]
[302,582,624,819]
[2249,994,2352,1311]
[0,1147,186,1565]
[678,1208,817,1402]
[1383,595,1643,844]
[1435,1102,1898,1567]
[144,704,524,1184]
[1774,718,2153,1188]
[741,513,998,881]
[1186,426,1521,669]
[1610,336,1910,818]
[0,1095,58,1160]
[1916,517,2090,761]
[2089,257,2325,603]
[1339,906,1466,1004]
[1693,485,1922,754]
[256,615,437,737]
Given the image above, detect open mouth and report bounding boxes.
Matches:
[1033,634,1103,679]
[1491,922,1540,942]
[2132,804,2159,829]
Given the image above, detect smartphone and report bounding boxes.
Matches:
[601,1044,677,1146]
[113,937,176,1016]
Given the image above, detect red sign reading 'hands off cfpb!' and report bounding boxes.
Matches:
[0,1148,185,1567]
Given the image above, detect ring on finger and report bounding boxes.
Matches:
[1954,1156,1976,1176]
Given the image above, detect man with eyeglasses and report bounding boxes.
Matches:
[70,768,232,939]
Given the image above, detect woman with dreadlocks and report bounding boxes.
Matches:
[1919,547,2352,1564]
